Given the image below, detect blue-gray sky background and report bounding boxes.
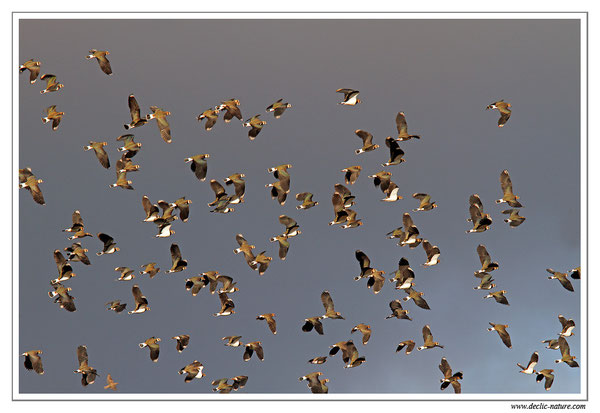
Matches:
[18,18,581,395]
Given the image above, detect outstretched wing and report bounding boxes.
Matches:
[128,95,142,121]
[355,129,373,146]
[439,357,452,378]
[210,180,226,197]
[477,244,491,266]
[396,112,408,135]
[77,345,89,367]
[321,291,335,313]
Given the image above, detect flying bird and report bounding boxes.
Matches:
[517,351,539,374]
[64,242,91,265]
[114,266,135,281]
[123,94,148,130]
[476,244,499,274]
[555,337,579,367]
[74,345,98,387]
[403,287,431,310]
[166,243,188,273]
[487,323,512,348]
[299,372,329,393]
[321,290,345,319]
[351,324,371,345]
[41,105,64,131]
[22,350,44,375]
[18,168,45,205]
[140,262,160,279]
[396,340,416,355]
[393,112,421,141]
[243,341,264,362]
[502,209,526,227]
[295,192,318,210]
[412,193,437,211]
[302,317,325,335]
[266,99,292,118]
[48,282,76,312]
[546,269,575,292]
[483,290,510,305]
[257,313,277,335]
[106,300,127,313]
[139,337,161,362]
[40,74,63,94]
[146,106,172,143]
[389,257,415,290]
[52,249,76,283]
[128,284,150,314]
[354,129,379,154]
[219,99,242,122]
[96,233,119,255]
[417,325,444,351]
[557,315,576,337]
[214,292,235,316]
[341,165,362,185]
[84,141,110,169]
[86,49,112,75]
[179,361,206,382]
[496,170,523,207]
[197,107,220,131]
[536,369,555,391]
[422,241,441,267]
[336,88,361,105]
[104,374,118,391]
[224,173,246,203]
[486,100,512,127]
[382,137,405,166]
[243,114,267,140]
[116,134,142,158]
[439,357,463,393]
[19,59,41,83]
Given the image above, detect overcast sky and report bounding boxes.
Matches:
[18,18,581,395]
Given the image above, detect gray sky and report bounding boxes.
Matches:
[18,18,581,395]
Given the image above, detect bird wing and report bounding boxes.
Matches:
[132,285,147,306]
[389,299,404,312]
[469,204,483,222]
[255,343,265,360]
[97,233,113,245]
[96,55,112,75]
[170,243,182,264]
[402,213,415,229]
[355,250,371,271]
[439,357,452,378]
[355,130,373,146]
[128,95,141,121]
[72,210,84,226]
[93,146,110,168]
[498,328,512,348]
[477,244,491,266]
[321,291,335,313]
[235,233,249,247]
[210,180,226,197]
[334,183,352,197]
[396,112,408,135]
[558,336,570,357]
[156,115,172,143]
[77,345,89,367]
[469,194,483,210]
[422,325,433,343]
[279,215,297,229]
[500,170,514,197]
[331,192,344,212]
[529,352,539,368]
